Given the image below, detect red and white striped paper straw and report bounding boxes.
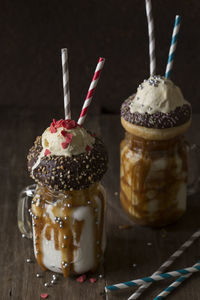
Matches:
[77,57,105,126]
[61,48,71,120]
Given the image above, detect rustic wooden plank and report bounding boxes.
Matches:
[101,114,200,300]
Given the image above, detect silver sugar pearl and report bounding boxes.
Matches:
[67,203,71,208]
[64,216,68,220]
[52,274,57,280]
[99,274,103,279]
[51,280,55,285]
[44,282,49,287]
[59,224,63,228]
[62,244,65,248]
[36,273,41,278]
[87,201,91,205]
[133,263,137,268]
[147,242,152,246]
[64,235,68,240]
[22,234,26,238]
[64,263,69,268]
[26,258,32,263]
[34,216,38,220]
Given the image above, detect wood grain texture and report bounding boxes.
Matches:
[0,109,200,300]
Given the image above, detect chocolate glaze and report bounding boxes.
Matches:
[27,135,108,191]
[121,96,191,129]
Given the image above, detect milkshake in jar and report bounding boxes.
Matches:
[120,76,191,227]
[20,118,108,277]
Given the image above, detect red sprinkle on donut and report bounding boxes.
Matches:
[44,149,51,156]
[76,274,87,283]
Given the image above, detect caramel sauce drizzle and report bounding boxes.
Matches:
[31,183,105,277]
[120,133,187,227]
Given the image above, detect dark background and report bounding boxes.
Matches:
[0,0,199,120]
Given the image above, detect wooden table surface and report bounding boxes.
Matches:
[1,107,200,300]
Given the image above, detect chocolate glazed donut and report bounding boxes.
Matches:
[27,135,108,191]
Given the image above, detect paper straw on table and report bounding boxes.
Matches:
[77,57,105,126]
[145,0,156,76]
[61,48,71,120]
[105,262,200,292]
[165,15,181,79]
[153,261,200,300]
[128,229,200,300]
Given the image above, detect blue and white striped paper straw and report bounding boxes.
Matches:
[165,15,181,79]
[105,262,200,292]
[128,229,200,299]
[153,261,199,300]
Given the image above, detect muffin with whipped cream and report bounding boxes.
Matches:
[27,119,108,191]
[121,75,191,140]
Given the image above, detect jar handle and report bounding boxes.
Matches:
[187,143,200,196]
[17,184,36,239]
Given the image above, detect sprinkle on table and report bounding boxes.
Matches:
[40,293,48,299]
[76,274,87,283]
[89,277,97,283]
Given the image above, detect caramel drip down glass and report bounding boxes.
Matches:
[120,132,188,227]
[18,182,106,277]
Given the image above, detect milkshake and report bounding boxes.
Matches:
[120,76,191,226]
[26,118,108,277]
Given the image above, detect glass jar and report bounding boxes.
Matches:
[120,131,188,227]
[18,182,106,277]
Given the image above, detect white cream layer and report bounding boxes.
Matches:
[31,126,95,175]
[32,187,106,274]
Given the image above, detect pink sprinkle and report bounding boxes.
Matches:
[61,130,68,137]
[65,133,72,144]
[44,149,51,156]
[50,123,57,133]
[61,141,69,149]
[86,145,92,152]
[89,277,97,283]
[76,274,87,283]
[40,294,48,299]
[62,119,77,129]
